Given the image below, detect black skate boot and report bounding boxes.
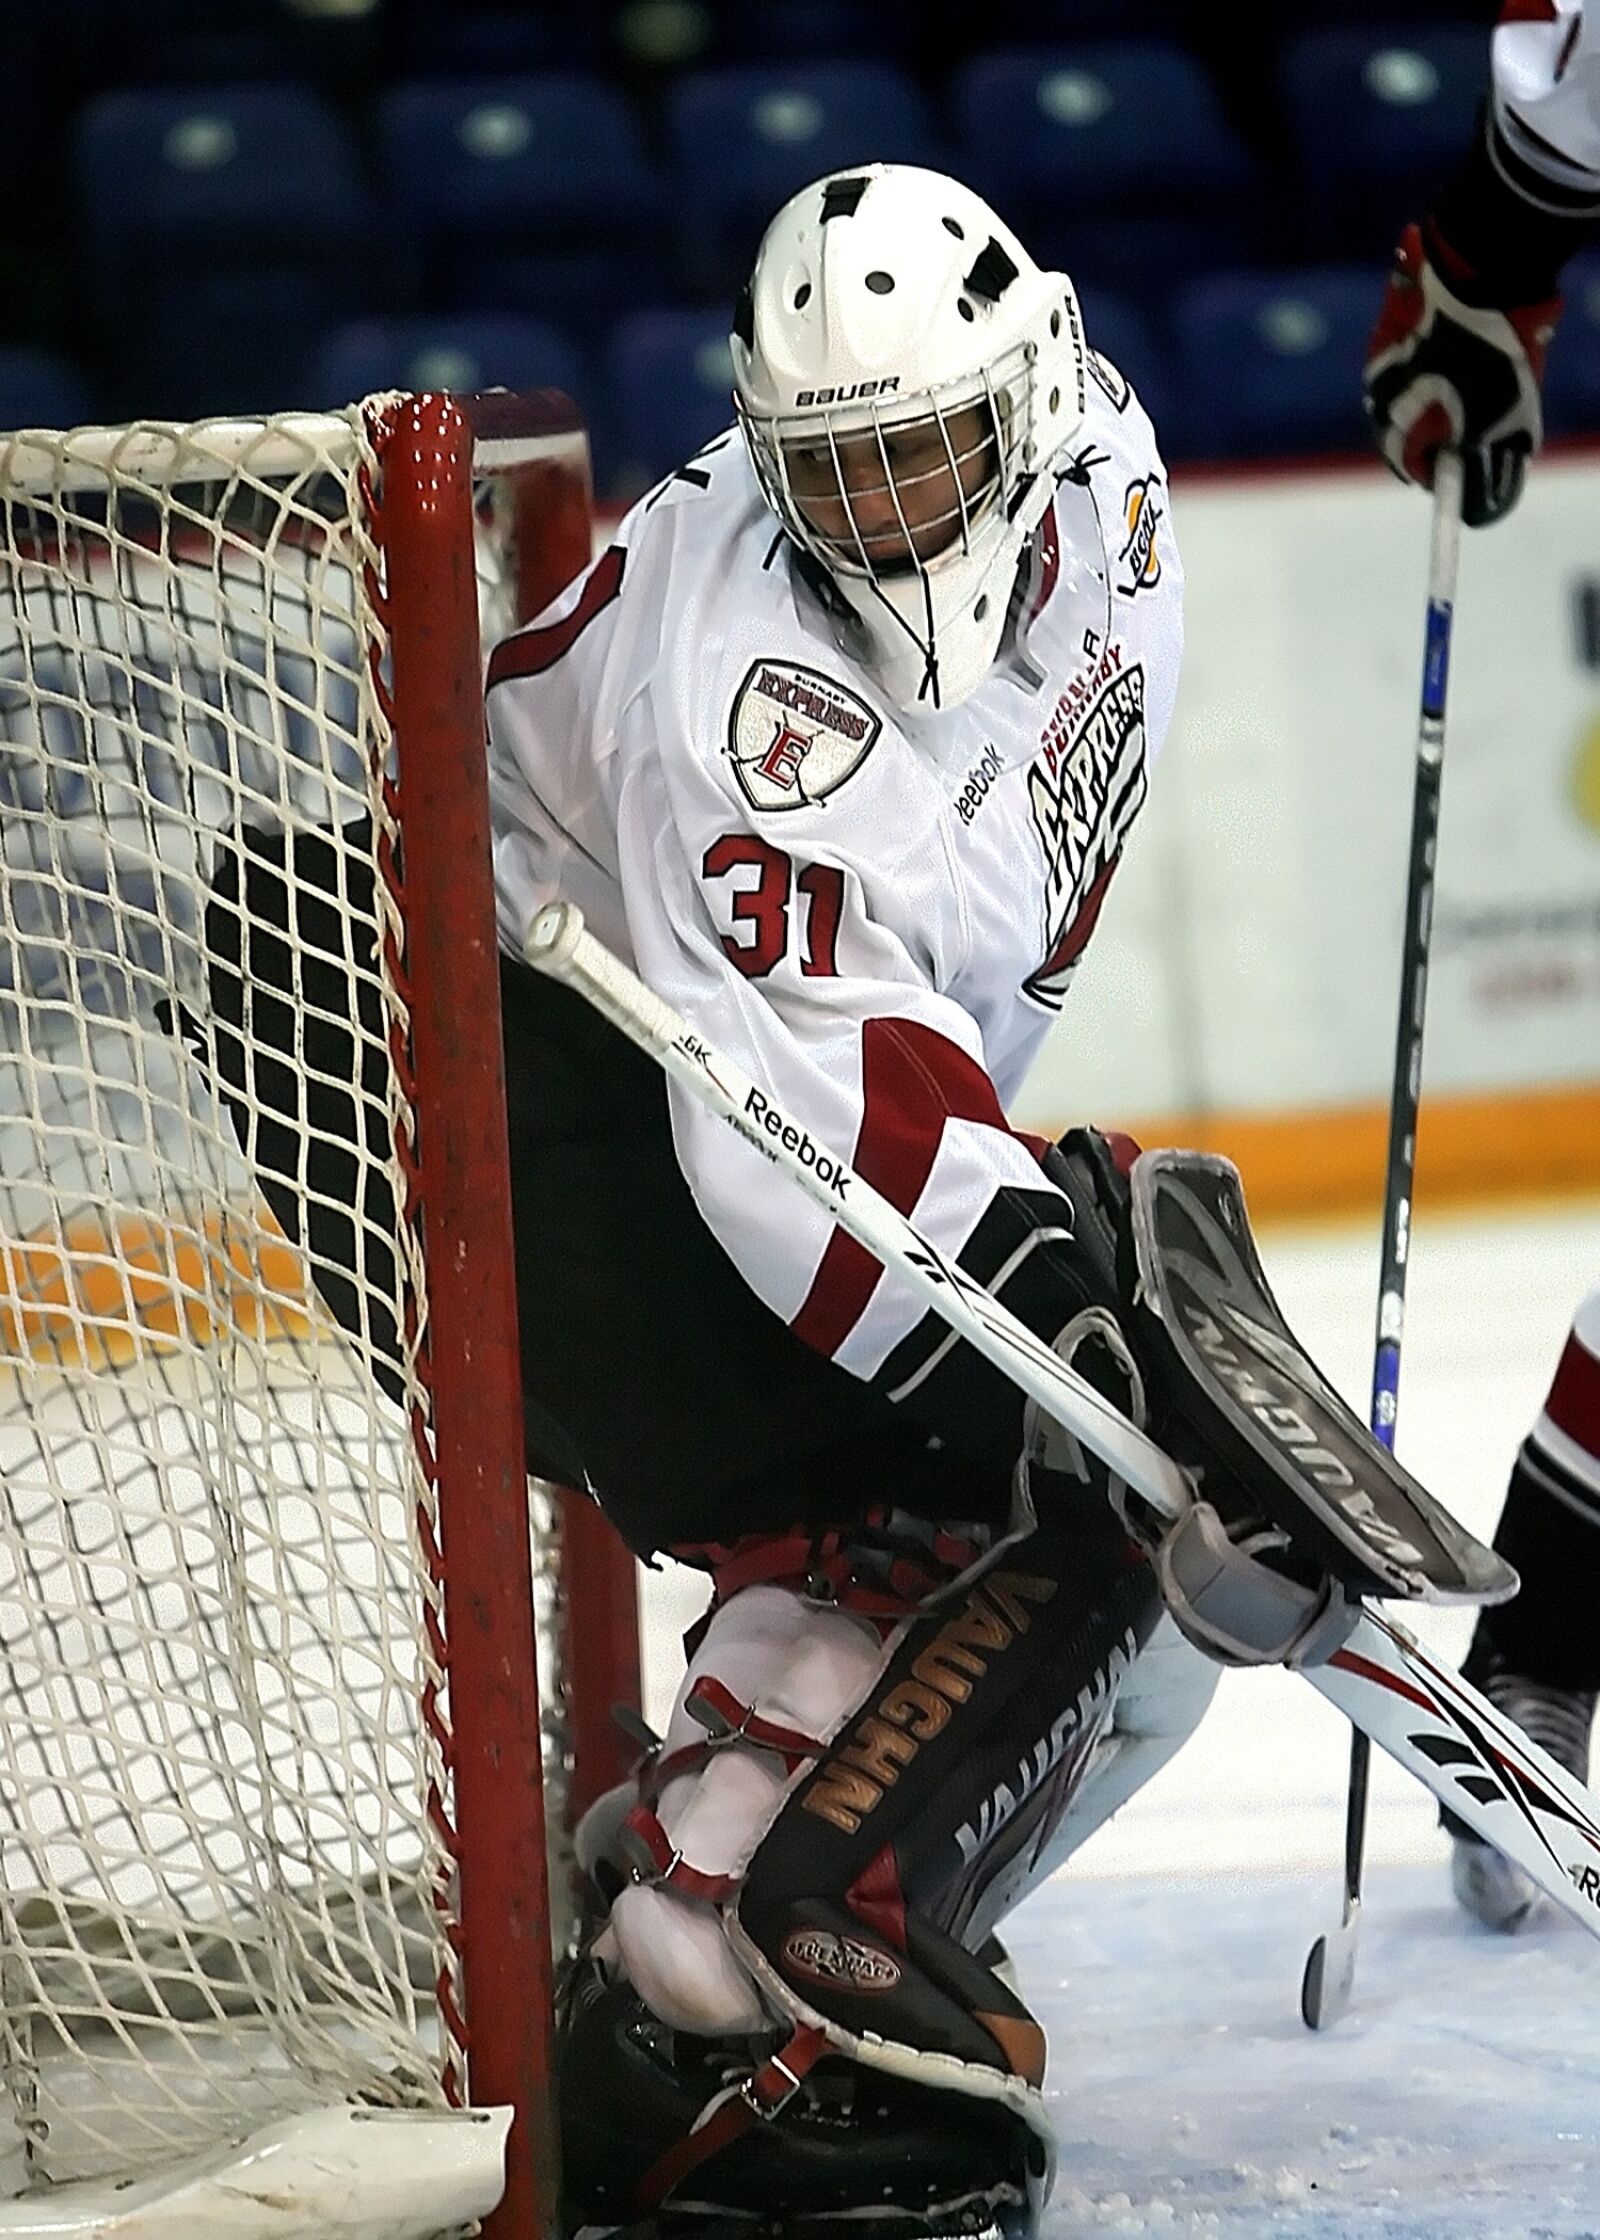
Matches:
[1446,1649,1597,1932]
[557,1952,1044,2240]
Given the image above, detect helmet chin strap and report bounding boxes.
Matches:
[874,510,1061,713]
[874,568,940,710]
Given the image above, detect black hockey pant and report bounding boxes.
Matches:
[178,823,1017,1556]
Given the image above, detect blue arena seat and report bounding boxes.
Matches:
[0,350,93,433]
[993,2,1191,36]
[1282,26,1490,259]
[395,5,602,75]
[377,74,664,334]
[1545,251,1600,440]
[606,309,739,496]
[311,314,584,411]
[711,2,913,64]
[75,83,371,277]
[1170,267,1382,461]
[74,84,377,418]
[666,61,936,296]
[120,265,372,419]
[951,43,1259,303]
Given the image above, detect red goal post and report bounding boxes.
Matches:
[0,389,639,2240]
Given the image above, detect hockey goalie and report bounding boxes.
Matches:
[174,164,1520,2236]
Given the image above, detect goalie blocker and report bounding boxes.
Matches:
[1126,1150,1516,1614]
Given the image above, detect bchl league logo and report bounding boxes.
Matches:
[728,658,882,813]
[1025,661,1146,1009]
[1116,476,1163,597]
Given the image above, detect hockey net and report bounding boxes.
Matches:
[0,394,626,2240]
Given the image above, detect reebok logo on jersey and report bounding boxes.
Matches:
[728,660,882,813]
[1116,476,1163,596]
[742,1088,850,1197]
[953,741,1004,826]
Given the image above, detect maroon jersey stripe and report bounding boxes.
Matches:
[486,544,625,689]
[1544,1321,1600,1460]
[791,1016,1020,1359]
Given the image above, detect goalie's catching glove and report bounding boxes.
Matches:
[1363,220,1561,528]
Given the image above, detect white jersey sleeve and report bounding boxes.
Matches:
[486,390,1180,1404]
[1491,0,1600,209]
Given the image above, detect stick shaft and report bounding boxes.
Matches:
[525,900,1192,1522]
[1318,452,1464,2006]
[1371,447,1463,1449]
[1324,1606,1600,1936]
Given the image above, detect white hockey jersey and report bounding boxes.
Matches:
[1491,0,1600,204]
[485,364,1181,1391]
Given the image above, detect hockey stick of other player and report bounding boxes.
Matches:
[524,899,1600,1937]
[1300,448,1464,2033]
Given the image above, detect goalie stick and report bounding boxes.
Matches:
[1301,449,1464,2032]
[523,900,1600,1943]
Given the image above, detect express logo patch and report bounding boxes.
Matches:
[728,660,881,813]
[1116,476,1163,597]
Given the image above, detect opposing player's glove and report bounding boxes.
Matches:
[1363,221,1561,528]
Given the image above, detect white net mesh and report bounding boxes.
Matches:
[0,409,568,2199]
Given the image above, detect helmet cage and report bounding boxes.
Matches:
[738,341,1037,594]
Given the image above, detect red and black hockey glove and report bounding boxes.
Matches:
[1363,219,1562,528]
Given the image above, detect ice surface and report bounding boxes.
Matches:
[1011,1861,1600,2237]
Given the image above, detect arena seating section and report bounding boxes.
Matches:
[2,0,1594,498]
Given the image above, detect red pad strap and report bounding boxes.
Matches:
[630,2025,831,2214]
[686,1674,826,1764]
[620,1803,740,1904]
[669,1522,988,1619]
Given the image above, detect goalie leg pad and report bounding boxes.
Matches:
[1012,1615,1220,1887]
[607,1582,894,2036]
[565,1525,1051,2232]
[731,1481,1161,2146]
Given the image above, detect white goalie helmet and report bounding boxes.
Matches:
[732,163,1088,713]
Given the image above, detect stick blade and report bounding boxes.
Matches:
[1300,1907,1360,2030]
